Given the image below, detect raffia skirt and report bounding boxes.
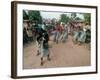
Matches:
[78,31,86,43]
[40,47,49,57]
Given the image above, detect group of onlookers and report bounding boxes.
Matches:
[72,22,91,45]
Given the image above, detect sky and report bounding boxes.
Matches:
[40,11,84,20]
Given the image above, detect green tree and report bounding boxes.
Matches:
[51,18,56,25]
[75,17,82,20]
[28,10,42,24]
[60,14,69,23]
[83,13,91,25]
[71,13,77,19]
[23,10,29,20]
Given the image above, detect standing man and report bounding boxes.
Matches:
[61,23,68,43]
[54,22,62,43]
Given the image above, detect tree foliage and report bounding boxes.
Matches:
[75,17,82,20]
[23,10,29,20]
[71,13,77,19]
[83,13,91,25]
[60,14,69,23]
[28,10,42,24]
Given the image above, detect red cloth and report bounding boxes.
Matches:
[56,25,63,32]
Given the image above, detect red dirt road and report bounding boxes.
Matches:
[23,35,90,69]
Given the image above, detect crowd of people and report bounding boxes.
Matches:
[72,22,91,45]
[23,20,91,66]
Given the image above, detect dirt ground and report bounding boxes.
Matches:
[23,35,91,69]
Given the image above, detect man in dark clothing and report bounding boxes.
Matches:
[36,26,51,66]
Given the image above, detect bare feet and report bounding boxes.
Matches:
[40,61,43,66]
[47,58,51,61]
